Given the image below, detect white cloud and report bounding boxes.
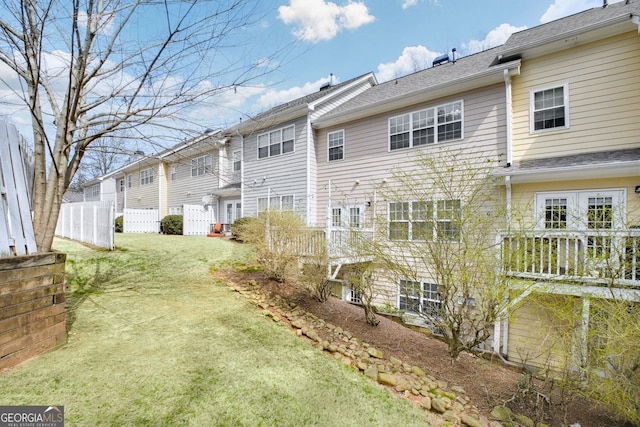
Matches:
[255,75,336,109]
[462,23,527,54]
[77,10,116,35]
[401,0,418,9]
[278,0,375,43]
[540,0,624,24]
[376,45,442,82]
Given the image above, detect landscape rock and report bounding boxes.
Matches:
[491,405,513,422]
[442,411,459,424]
[410,365,425,377]
[366,347,383,359]
[422,396,432,410]
[377,372,397,387]
[515,414,534,427]
[461,415,484,427]
[431,398,448,413]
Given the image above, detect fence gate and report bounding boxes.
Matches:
[183,204,217,235]
[0,121,36,256]
[123,208,160,233]
[56,201,115,249]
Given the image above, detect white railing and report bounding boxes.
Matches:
[56,201,115,249]
[279,227,375,260]
[500,229,640,286]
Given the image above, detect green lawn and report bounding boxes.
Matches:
[0,234,431,426]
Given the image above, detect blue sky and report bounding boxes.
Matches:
[233,0,621,126]
[0,0,624,142]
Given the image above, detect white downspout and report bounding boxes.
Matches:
[306,115,313,226]
[495,67,518,357]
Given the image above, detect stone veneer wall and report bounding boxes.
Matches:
[0,252,67,371]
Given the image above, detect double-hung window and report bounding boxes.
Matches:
[258,125,295,159]
[119,179,124,192]
[170,165,177,181]
[191,155,211,177]
[232,150,241,172]
[531,84,569,132]
[90,184,100,198]
[328,130,344,161]
[140,168,154,185]
[399,279,442,316]
[257,194,295,212]
[389,100,462,150]
[389,199,460,241]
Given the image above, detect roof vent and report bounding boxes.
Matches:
[432,54,449,67]
[319,82,331,91]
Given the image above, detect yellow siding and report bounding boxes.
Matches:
[508,293,577,371]
[510,176,640,228]
[511,31,640,161]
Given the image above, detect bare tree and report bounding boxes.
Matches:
[0,0,284,251]
[374,148,511,360]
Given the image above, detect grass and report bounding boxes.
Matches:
[1,234,431,426]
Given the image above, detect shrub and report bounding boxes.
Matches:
[230,217,256,241]
[161,215,183,235]
[114,216,123,233]
[237,210,304,282]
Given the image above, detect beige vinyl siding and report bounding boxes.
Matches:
[166,150,220,211]
[243,116,309,219]
[511,31,640,161]
[123,159,163,210]
[508,294,576,371]
[315,84,507,227]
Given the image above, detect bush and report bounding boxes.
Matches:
[237,210,304,282]
[230,217,256,241]
[114,216,123,233]
[161,215,183,235]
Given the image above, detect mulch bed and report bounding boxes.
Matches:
[215,267,628,427]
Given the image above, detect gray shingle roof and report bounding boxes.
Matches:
[239,72,374,128]
[517,148,640,170]
[318,47,505,121]
[499,0,640,56]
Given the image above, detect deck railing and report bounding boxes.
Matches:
[275,227,375,260]
[499,229,640,287]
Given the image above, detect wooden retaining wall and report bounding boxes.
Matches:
[0,252,67,371]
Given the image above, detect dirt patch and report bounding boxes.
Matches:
[215,268,629,427]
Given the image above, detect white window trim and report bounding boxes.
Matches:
[388,199,461,241]
[257,124,295,159]
[530,83,570,134]
[170,165,177,181]
[398,279,442,316]
[388,100,463,151]
[330,204,365,228]
[327,129,345,162]
[140,168,154,186]
[232,150,242,172]
[534,189,626,230]
[127,174,133,188]
[191,154,212,177]
[119,178,125,192]
[257,194,295,212]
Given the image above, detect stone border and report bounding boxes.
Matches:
[225,279,530,427]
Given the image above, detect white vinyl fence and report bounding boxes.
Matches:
[0,122,37,257]
[183,204,216,235]
[56,201,115,250]
[123,208,160,233]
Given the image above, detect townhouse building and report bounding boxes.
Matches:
[492,1,640,370]
[230,72,377,226]
[79,0,640,372]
